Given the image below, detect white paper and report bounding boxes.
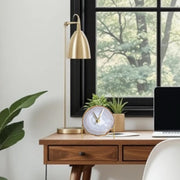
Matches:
[106,132,140,137]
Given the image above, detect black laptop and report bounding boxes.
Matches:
[152,87,180,137]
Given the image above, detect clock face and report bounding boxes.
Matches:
[82,106,114,135]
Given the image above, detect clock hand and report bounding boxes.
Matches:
[96,109,104,123]
[93,112,98,121]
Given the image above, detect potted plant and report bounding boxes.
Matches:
[0,91,47,180]
[83,94,109,109]
[108,98,128,132]
[84,94,128,132]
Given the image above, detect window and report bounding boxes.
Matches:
[71,0,180,117]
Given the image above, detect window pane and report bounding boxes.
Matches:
[162,0,180,7]
[161,12,180,86]
[96,12,156,97]
[96,0,157,7]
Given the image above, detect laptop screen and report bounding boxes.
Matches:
[154,87,180,131]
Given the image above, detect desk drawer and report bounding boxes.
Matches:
[49,146,118,161]
[123,145,154,161]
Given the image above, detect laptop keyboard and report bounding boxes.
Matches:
[163,131,180,134]
[153,131,180,137]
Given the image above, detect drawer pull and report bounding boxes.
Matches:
[79,152,86,156]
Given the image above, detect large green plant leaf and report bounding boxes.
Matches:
[9,91,47,112]
[0,91,47,179]
[0,177,7,180]
[0,121,24,150]
[0,109,9,132]
[0,91,47,133]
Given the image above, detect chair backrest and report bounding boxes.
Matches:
[142,139,180,180]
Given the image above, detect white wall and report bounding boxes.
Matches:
[0,0,153,179]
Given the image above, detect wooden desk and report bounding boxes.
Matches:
[39,131,165,180]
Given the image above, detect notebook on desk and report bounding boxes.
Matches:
[152,87,180,137]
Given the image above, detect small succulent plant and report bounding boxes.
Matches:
[108,98,127,114]
[83,94,109,109]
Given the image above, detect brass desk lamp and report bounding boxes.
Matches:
[57,14,91,134]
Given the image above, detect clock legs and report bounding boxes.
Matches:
[70,165,94,180]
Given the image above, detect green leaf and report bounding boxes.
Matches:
[108,98,128,113]
[0,177,8,180]
[9,91,47,113]
[4,109,21,129]
[0,91,47,133]
[0,109,9,132]
[84,94,109,109]
[0,121,25,150]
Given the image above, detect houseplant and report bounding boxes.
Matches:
[108,98,128,132]
[83,94,109,109]
[84,94,128,132]
[0,91,47,180]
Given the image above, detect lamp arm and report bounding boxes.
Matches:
[64,14,81,31]
[64,22,78,26]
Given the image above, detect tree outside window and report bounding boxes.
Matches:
[70,0,180,116]
[96,0,180,98]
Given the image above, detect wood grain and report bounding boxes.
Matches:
[39,131,165,146]
[40,131,166,180]
[123,145,154,161]
[82,165,93,180]
[70,165,83,180]
[40,131,163,164]
[49,146,118,161]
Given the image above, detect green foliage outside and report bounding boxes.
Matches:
[0,91,47,180]
[96,0,180,98]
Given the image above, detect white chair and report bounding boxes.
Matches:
[142,139,180,180]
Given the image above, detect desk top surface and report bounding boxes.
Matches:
[39,131,166,145]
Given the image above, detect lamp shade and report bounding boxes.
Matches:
[68,14,91,59]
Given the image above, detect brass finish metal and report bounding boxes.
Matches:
[57,14,91,134]
[57,127,83,134]
[68,14,91,59]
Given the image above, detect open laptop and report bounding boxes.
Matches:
[152,87,180,137]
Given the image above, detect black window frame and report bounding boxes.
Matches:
[70,0,180,117]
